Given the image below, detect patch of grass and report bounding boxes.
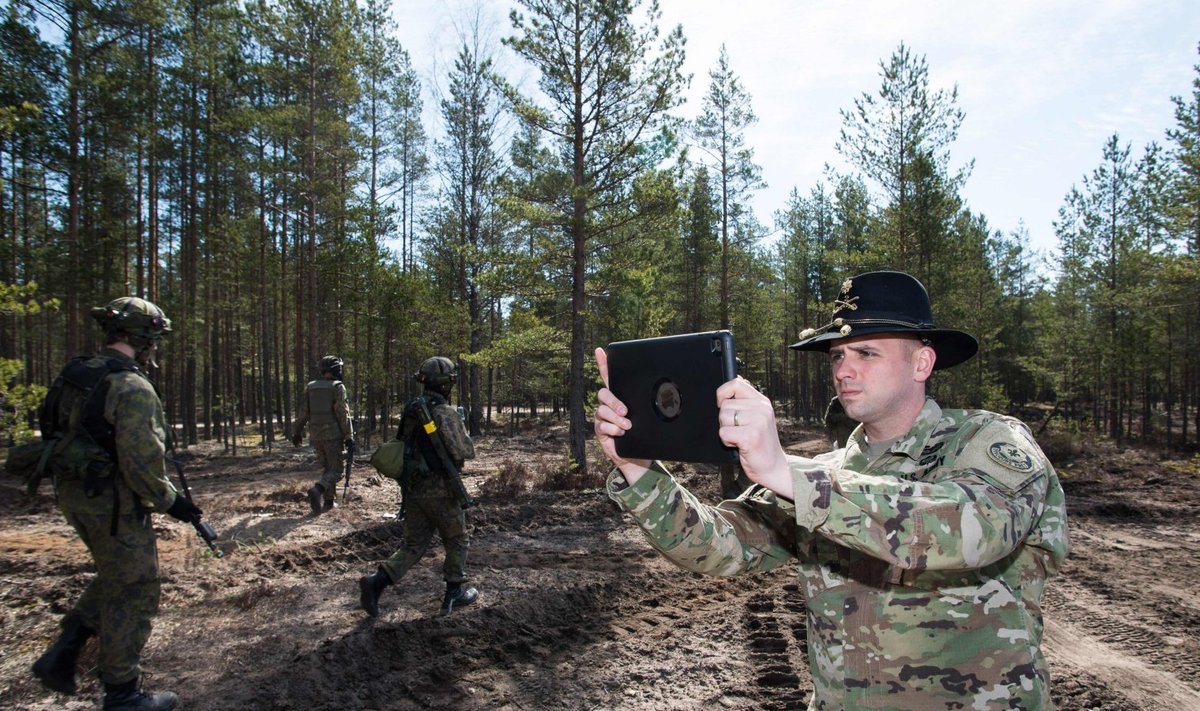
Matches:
[540,453,605,491]
[478,453,604,496]
[228,580,276,611]
[1165,455,1200,478]
[233,533,279,555]
[478,458,534,498]
[1036,428,1084,464]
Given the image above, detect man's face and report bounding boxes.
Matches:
[827,334,932,434]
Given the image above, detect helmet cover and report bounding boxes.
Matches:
[415,356,457,388]
[90,296,172,344]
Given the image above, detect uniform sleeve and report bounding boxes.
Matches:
[334,382,353,439]
[106,373,177,511]
[790,418,1052,572]
[434,404,474,463]
[607,463,796,577]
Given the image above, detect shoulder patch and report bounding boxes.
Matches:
[952,416,1047,494]
[987,441,1035,473]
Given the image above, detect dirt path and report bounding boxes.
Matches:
[2,424,1198,710]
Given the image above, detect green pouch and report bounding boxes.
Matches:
[5,440,53,494]
[369,440,406,480]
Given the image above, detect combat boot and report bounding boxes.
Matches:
[31,614,95,694]
[323,497,336,512]
[359,567,393,617]
[102,678,178,711]
[306,484,324,514]
[440,582,478,616]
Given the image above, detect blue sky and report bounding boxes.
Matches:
[396,0,1199,267]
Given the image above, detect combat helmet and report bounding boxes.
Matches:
[318,355,344,380]
[415,356,457,390]
[90,297,172,347]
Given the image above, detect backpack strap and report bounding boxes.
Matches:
[61,356,138,460]
[401,396,443,474]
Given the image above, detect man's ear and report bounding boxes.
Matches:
[913,343,936,383]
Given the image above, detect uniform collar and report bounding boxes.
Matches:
[99,346,142,371]
[886,397,944,460]
[843,397,943,460]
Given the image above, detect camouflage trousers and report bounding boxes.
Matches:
[382,495,469,584]
[312,438,344,500]
[62,510,160,685]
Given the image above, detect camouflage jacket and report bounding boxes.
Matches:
[294,378,353,443]
[397,393,474,498]
[607,398,1069,710]
[52,349,178,516]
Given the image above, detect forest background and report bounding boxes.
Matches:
[1,0,1199,475]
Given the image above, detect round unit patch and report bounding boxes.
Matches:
[987,442,1034,472]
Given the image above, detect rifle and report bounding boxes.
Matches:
[412,398,476,509]
[342,438,355,503]
[166,431,224,558]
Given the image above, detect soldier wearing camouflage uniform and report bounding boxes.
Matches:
[292,355,354,514]
[32,297,201,711]
[359,356,478,617]
[594,271,1069,710]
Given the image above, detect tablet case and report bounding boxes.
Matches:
[607,330,738,464]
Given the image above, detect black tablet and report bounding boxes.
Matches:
[606,330,739,464]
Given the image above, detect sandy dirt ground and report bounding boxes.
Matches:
[2,418,1199,710]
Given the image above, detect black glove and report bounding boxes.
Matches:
[344,438,355,454]
[292,433,303,447]
[166,495,203,523]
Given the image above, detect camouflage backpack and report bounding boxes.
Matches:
[7,356,132,496]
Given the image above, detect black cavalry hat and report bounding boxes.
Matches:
[789,271,978,370]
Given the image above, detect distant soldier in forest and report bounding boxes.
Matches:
[823,395,858,448]
[593,271,1069,709]
[359,356,479,617]
[31,297,201,711]
[292,355,354,514]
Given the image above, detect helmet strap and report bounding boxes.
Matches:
[137,343,159,369]
[116,332,159,368]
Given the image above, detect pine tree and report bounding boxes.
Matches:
[679,165,718,332]
[502,0,687,472]
[693,45,764,329]
[1166,42,1200,446]
[837,42,971,266]
[432,25,508,436]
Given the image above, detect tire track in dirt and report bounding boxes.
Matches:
[1050,538,1200,685]
[741,586,810,710]
[274,547,741,708]
[263,518,405,573]
[1050,589,1200,686]
[1044,517,1200,710]
[7,432,1199,711]
[1044,614,1200,711]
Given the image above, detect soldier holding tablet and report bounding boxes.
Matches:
[594,271,1068,710]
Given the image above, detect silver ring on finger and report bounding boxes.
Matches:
[734,411,740,427]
